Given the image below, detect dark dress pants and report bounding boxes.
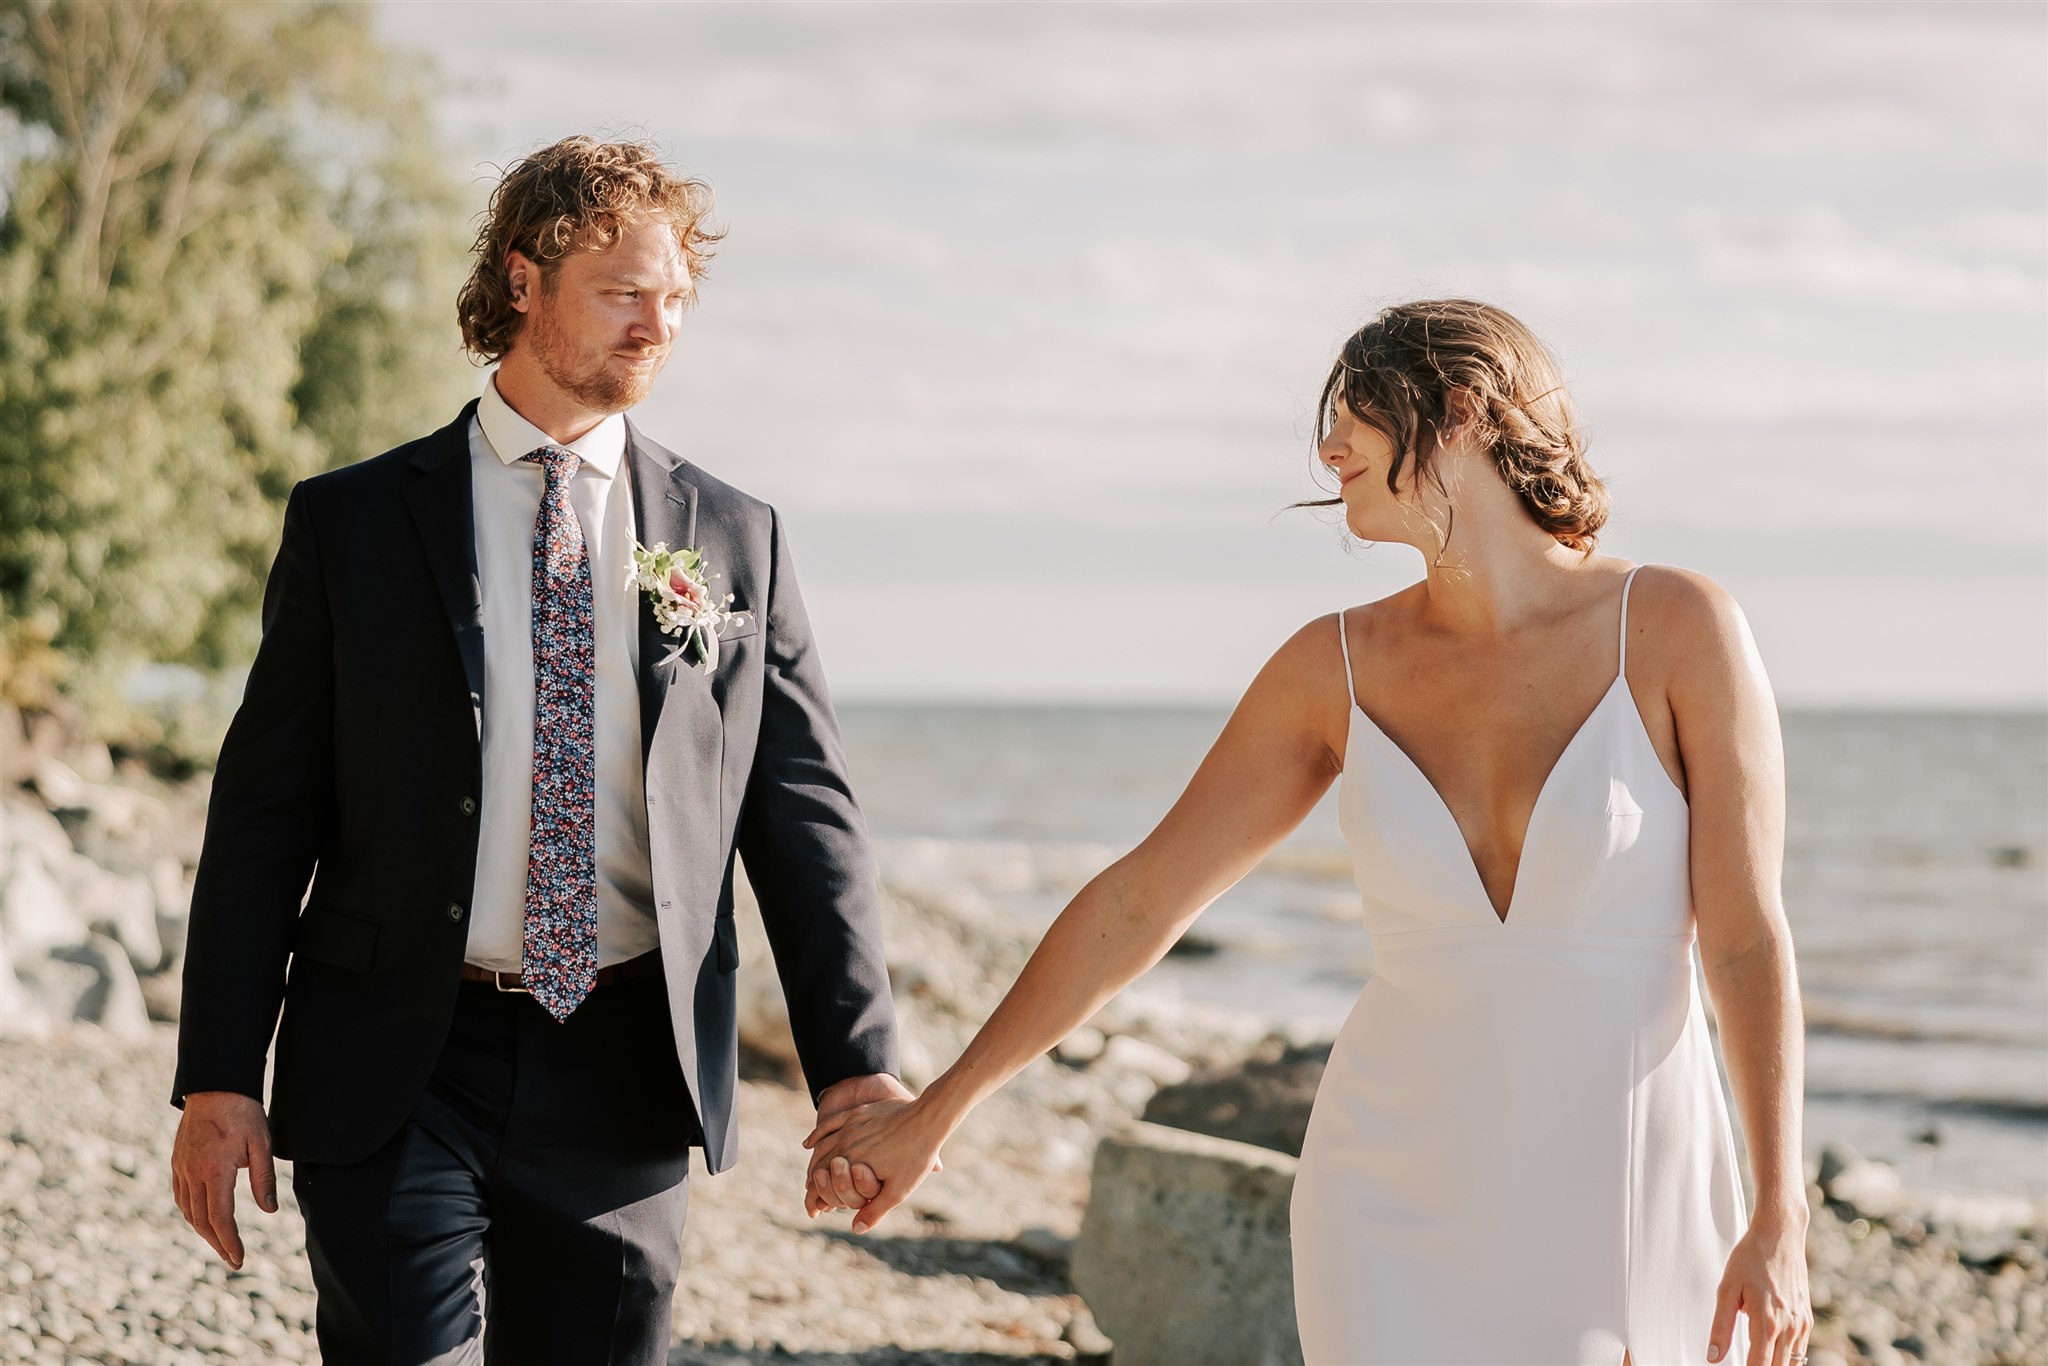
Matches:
[292,973,699,1366]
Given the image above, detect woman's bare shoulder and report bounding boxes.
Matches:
[1625,563,1764,688]
[1263,611,1348,695]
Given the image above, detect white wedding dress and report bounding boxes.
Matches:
[1291,567,1749,1365]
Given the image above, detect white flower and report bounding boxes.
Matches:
[627,540,752,669]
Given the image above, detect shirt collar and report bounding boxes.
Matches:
[477,373,626,478]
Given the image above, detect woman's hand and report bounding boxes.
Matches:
[802,1097,949,1234]
[1709,1212,1812,1366]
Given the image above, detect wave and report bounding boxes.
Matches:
[1803,1087,2048,1125]
[1252,846,1356,882]
[873,835,1362,892]
[1800,1001,2046,1050]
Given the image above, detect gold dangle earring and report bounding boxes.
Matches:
[1430,505,1455,570]
[1428,428,1457,570]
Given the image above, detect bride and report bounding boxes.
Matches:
[801,299,1812,1366]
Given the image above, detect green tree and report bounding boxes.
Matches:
[0,0,472,742]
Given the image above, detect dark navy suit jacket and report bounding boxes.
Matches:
[172,399,899,1172]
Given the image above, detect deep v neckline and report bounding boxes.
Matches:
[1346,675,1627,925]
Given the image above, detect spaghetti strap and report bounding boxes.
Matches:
[1337,609,1356,707]
[1617,566,1644,676]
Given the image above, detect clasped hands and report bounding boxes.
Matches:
[804,1073,945,1234]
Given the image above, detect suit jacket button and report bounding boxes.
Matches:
[446,902,465,922]
[459,796,478,815]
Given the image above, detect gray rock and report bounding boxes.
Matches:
[0,701,32,787]
[1055,1025,1106,1066]
[1013,1225,1074,1267]
[0,926,56,1039]
[48,934,152,1039]
[28,756,93,811]
[7,951,96,1037]
[1,800,73,874]
[888,956,957,1003]
[1,848,85,960]
[150,857,192,961]
[69,864,162,976]
[30,755,175,877]
[1072,1121,1302,1366]
[1141,1040,1330,1157]
[1061,1302,1114,1364]
[1817,1143,1855,1194]
[1830,1158,1907,1220]
[1098,1034,1192,1089]
[68,743,116,784]
[139,965,183,1024]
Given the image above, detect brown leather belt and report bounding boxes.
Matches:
[459,949,664,994]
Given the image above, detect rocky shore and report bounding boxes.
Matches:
[0,736,1254,1363]
[3,741,2042,1363]
[0,1027,1118,1365]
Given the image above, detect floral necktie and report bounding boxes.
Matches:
[520,445,597,1020]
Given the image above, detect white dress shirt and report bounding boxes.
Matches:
[464,375,660,972]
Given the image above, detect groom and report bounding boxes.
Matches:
[168,136,903,1364]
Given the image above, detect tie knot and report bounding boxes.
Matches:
[523,444,580,479]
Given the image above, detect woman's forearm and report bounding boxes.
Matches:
[895,635,1343,1149]
[1703,930,1808,1226]
[919,860,1190,1137]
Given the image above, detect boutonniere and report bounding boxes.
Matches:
[626,540,752,670]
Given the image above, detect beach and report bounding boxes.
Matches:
[1,704,2043,1362]
[2,883,2044,1365]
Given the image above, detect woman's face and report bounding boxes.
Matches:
[1319,403,1429,546]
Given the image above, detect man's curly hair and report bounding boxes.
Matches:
[457,136,722,363]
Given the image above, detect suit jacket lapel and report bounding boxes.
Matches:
[403,399,488,737]
[626,418,698,756]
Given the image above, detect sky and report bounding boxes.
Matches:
[378,1,2046,707]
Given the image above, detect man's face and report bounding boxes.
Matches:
[509,216,693,413]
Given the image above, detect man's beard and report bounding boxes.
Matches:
[527,301,661,413]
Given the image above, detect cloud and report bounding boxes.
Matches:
[399,4,2042,167]
[1692,205,2043,311]
[379,1,2045,703]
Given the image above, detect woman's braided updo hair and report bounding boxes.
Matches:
[1314,299,1608,552]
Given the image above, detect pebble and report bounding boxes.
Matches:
[1054,1026,1106,1066]
[0,1021,1116,1362]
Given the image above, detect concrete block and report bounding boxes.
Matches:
[1072,1120,1303,1366]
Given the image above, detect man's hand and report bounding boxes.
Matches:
[803,1095,949,1234]
[807,1073,938,1217]
[170,1091,276,1269]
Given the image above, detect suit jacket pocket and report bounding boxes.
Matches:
[292,905,380,973]
[714,915,739,972]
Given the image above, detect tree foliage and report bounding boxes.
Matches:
[0,0,472,736]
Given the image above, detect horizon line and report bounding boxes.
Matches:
[833,694,2048,716]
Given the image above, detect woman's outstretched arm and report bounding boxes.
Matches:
[802,615,1350,1231]
[1656,568,1812,1366]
